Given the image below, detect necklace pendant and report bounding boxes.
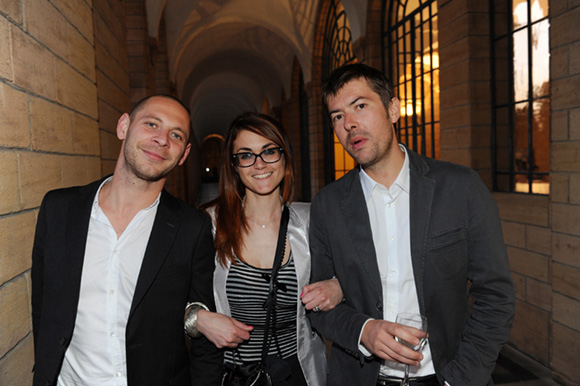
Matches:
[261,224,266,229]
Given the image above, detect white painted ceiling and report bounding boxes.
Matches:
[145,0,367,144]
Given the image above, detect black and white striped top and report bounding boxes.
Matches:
[224,252,299,365]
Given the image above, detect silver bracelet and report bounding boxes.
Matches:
[184,301,209,338]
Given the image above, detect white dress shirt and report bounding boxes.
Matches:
[358,145,436,379]
[57,177,160,386]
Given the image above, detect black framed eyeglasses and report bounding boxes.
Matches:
[232,147,284,168]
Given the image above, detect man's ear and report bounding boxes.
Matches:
[389,97,401,124]
[117,113,130,140]
[178,143,192,166]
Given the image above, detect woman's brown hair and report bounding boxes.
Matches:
[204,112,295,266]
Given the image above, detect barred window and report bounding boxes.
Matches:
[491,0,550,194]
[322,0,356,182]
[384,0,440,159]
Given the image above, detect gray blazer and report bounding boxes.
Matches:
[209,203,328,386]
[308,148,515,386]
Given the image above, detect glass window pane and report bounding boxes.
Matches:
[531,176,549,194]
[514,178,530,193]
[406,0,420,17]
[432,69,440,121]
[432,15,438,46]
[422,4,430,20]
[532,98,550,174]
[531,0,549,23]
[513,102,529,174]
[532,19,550,98]
[513,28,529,102]
[513,0,528,29]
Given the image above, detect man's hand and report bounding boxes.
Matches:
[360,319,426,366]
[301,277,343,311]
[197,310,253,348]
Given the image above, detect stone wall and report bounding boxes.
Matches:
[0,0,100,383]
[547,1,580,383]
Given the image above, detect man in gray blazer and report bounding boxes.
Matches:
[308,63,515,386]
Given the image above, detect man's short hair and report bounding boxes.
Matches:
[322,63,395,114]
[129,94,193,143]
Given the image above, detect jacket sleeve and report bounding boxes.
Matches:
[188,213,224,385]
[307,196,372,357]
[439,171,515,385]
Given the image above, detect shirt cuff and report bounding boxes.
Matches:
[357,318,374,357]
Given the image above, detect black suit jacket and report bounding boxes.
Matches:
[308,148,515,386]
[31,178,223,386]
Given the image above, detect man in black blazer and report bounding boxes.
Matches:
[308,64,515,385]
[31,95,222,385]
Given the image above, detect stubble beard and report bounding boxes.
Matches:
[123,144,174,182]
[346,130,394,171]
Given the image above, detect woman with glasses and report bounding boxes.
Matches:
[186,112,343,385]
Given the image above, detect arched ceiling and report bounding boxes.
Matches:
[145,0,367,144]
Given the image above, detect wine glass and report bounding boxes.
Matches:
[395,313,428,386]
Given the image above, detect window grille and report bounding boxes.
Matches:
[383,0,440,159]
[490,0,550,194]
[322,0,357,182]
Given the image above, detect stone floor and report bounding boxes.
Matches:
[493,346,563,385]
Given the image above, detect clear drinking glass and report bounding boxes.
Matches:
[395,313,428,386]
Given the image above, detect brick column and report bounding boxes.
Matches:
[548,1,580,383]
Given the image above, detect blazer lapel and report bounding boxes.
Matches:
[340,168,383,299]
[407,150,435,315]
[129,191,181,317]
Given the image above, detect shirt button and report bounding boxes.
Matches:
[110,332,116,337]
[109,290,115,294]
[391,270,396,275]
[116,372,122,377]
[390,236,394,241]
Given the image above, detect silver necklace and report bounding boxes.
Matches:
[242,197,282,229]
[246,215,278,229]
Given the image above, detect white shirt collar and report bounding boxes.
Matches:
[360,144,410,201]
[92,176,162,214]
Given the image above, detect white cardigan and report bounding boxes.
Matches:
[208,202,328,386]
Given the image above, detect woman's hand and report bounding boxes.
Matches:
[197,310,253,348]
[301,277,344,312]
